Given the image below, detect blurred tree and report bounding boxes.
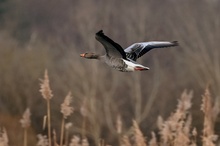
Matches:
[0,0,220,145]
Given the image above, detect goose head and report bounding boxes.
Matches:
[80,53,100,59]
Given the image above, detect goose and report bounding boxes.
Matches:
[80,30,178,72]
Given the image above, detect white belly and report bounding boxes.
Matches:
[123,59,150,72]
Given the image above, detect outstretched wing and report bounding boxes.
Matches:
[124,41,178,61]
[95,30,127,59]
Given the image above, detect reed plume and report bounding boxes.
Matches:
[60,92,74,146]
[149,132,157,146]
[120,135,131,146]
[80,99,88,138]
[65,122,73,146]
[39,70,53,100]
[157,90,193,146]
[82,138,89,146]
[132,120,146,146]
[201,87,219,146]
[39,70,53,146]
[69,135,80,146]
[0,127,8,146]
[20,108,31,146]
[36,134,48,146]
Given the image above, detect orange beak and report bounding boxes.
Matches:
[80,53,85,57]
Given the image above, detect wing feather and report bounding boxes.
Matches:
[125,41,178,61]
[95,30,127,59]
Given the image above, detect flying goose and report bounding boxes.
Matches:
[80,30,178,72]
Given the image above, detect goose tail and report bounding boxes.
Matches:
[134,66,150,71]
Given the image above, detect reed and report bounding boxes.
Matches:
[1,72,220,146]
[201,87,219,146]
[60,92,74,146]
[20,108,31,146]
[0,127,8,146]
[39,70,53,146]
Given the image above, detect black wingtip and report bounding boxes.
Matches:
[96,30,103,35]
[172,41,179,46]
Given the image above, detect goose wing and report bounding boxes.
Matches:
[124,41,178,61]
[95,30,127,59]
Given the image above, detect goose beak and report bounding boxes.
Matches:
[80,53,85,57]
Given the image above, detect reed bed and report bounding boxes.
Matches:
[0,71,219,146]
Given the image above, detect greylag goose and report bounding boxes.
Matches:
[80,30,178,72]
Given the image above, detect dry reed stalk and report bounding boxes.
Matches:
[116,114,122,146]
[23,126,28,145]
[80,99,88,138]
[53,130,59,146]
[157,90,193,146]
[98,139,105,146]
[20,108,31,146]
[201,87,219,146]
[132,120,146,146]
[43,115,47,130]
[65,123,72,146]
[47,100,51,146]
[39,70,53,146]
[60,92,74,146]
[60,118,65,146]
[0,127,9,146]
[116,114,122,135]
